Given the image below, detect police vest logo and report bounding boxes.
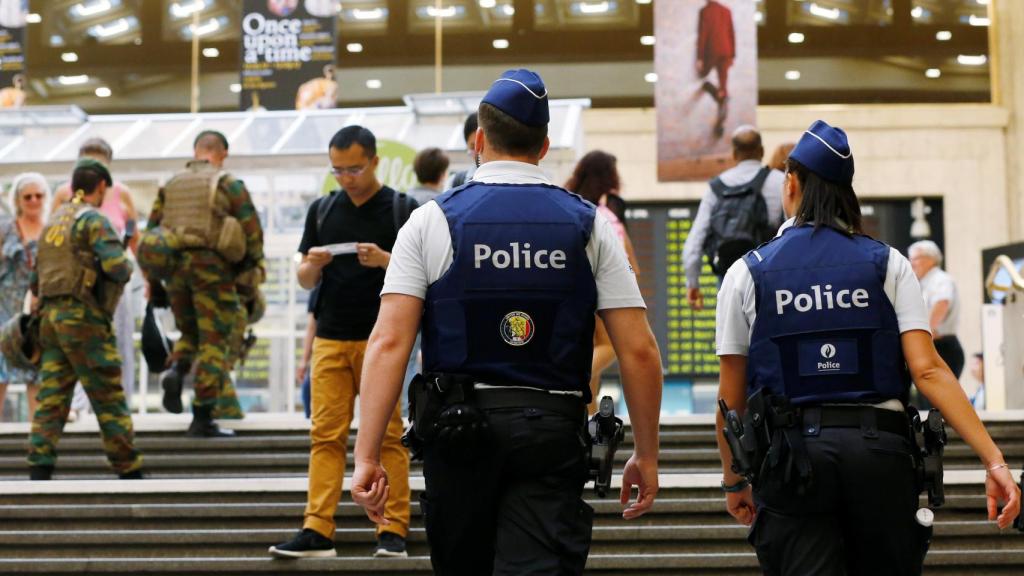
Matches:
[820,344,836,359]
[500,311,534,346]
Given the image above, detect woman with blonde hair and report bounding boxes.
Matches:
[565,150,641,413]
[0,173,49,421]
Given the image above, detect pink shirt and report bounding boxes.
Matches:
[598,204,626,243]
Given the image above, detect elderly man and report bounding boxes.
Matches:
[909,240,964,384]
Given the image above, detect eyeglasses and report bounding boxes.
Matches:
[330,164,369,177]
[20,193,43,201]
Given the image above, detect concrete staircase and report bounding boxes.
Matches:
[0,413,1021,574]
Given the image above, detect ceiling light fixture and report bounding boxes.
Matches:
[58,75,90,86]
[25,13,41,24]
[426,5,458,18]
[95,86,112,98]
[808,3,841,20]
[61,52,79,63]
[479,0,497,8]
[366,79,382,89]
[925,68,941,78]
[352,8,385,20]
[579,1,611,14]
[644,72,657,83]
[170,0,208,19]
[957,54,988,66]
[492,38,510,49]
[71,0,115,19]
[202,47,219,58]
[346,43,363,52]
[501,4,515,16]
[788,32,805,43]
[229,83,242,93]
[640,35,655,46]
[785,70,801,81]
[910,6,924,19]
[636,0,652,4]
[968,14,990,26]
[87,18,134,39]
[188,18,222,38]
[936,30,952,41]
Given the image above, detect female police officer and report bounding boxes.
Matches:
[714,120,1020,575]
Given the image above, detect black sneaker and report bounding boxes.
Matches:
[160,369,184,414]
[118,469,145,480]
[373,531,408,558]
[269,528,336,559]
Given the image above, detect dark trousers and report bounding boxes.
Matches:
[421,406,593,576]
[749,426,928,576]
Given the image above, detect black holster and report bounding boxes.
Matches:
[908,407,946,508]
[721,390,812,493]
[402,373,489,462]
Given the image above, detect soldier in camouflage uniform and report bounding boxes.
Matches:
[144,131,264,437]
[27,158,143,480]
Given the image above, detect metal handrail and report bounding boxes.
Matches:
[985,254,1024,300]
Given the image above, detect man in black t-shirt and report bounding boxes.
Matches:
[270,126,416,560]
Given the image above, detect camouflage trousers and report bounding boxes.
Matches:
[167,250,239,412]
[28,299,143,474]
[173,298,247,420]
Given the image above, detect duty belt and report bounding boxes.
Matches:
[474,386,586,424]
[799,406,910,438]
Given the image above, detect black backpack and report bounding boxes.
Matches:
[702,166,772,276]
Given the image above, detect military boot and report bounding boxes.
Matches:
[29,465,53,481]
[160,359,191,414]
[187,404,236,438]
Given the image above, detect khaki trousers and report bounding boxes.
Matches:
[303,337,410,539]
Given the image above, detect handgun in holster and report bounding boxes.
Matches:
[587,395,625,498]
[719,389,771,483]
[910,408,947,508]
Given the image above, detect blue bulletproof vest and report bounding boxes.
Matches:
[423,181,599,398]
[743,225,910,405]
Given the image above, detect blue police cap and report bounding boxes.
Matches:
[789,120,854,187]
[481,69,549,127]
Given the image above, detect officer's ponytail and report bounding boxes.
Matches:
[786,157,862,235]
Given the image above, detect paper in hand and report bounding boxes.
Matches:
[322,242,358,256]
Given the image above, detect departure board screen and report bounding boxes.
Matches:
[625,202,720,379]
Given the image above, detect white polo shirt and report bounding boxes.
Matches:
[382,160,645,311]
[716,218,931,357]
[918,266,960,338]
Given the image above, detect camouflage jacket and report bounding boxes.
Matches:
[32,206,132,297]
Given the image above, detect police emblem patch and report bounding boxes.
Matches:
[500,311,534,346]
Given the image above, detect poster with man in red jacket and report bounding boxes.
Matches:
[657,0,757,181]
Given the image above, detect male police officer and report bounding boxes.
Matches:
[146,131,264,436]
[28,158,143,480]
[351,69,663,575]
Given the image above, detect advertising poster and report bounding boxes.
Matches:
[320,139,419,195]
[240,0,337,111]
[0,0,26,109]
[656,0,757,181]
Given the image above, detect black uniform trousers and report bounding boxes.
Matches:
[420,403,593,576]
[748,420,929,576]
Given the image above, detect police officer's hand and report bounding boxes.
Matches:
[357,243,390,269]
[688,287,704,310]
[351,460,391,526]
[620,454,658,519]
[985,465,1021,529]
[726,486,756,526]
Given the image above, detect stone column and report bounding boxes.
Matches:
[992,0,1024,239]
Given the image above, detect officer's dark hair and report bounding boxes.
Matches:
[565,150,620,206]
[786,157,863,234]
[477,103,547,157]
[71,166,105,195]
[413,147,449,185]
[194,130,229,152]
[463,112,478,142]
[79,138,113,163]
[732,128,763,161]
[329,125,376,158]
